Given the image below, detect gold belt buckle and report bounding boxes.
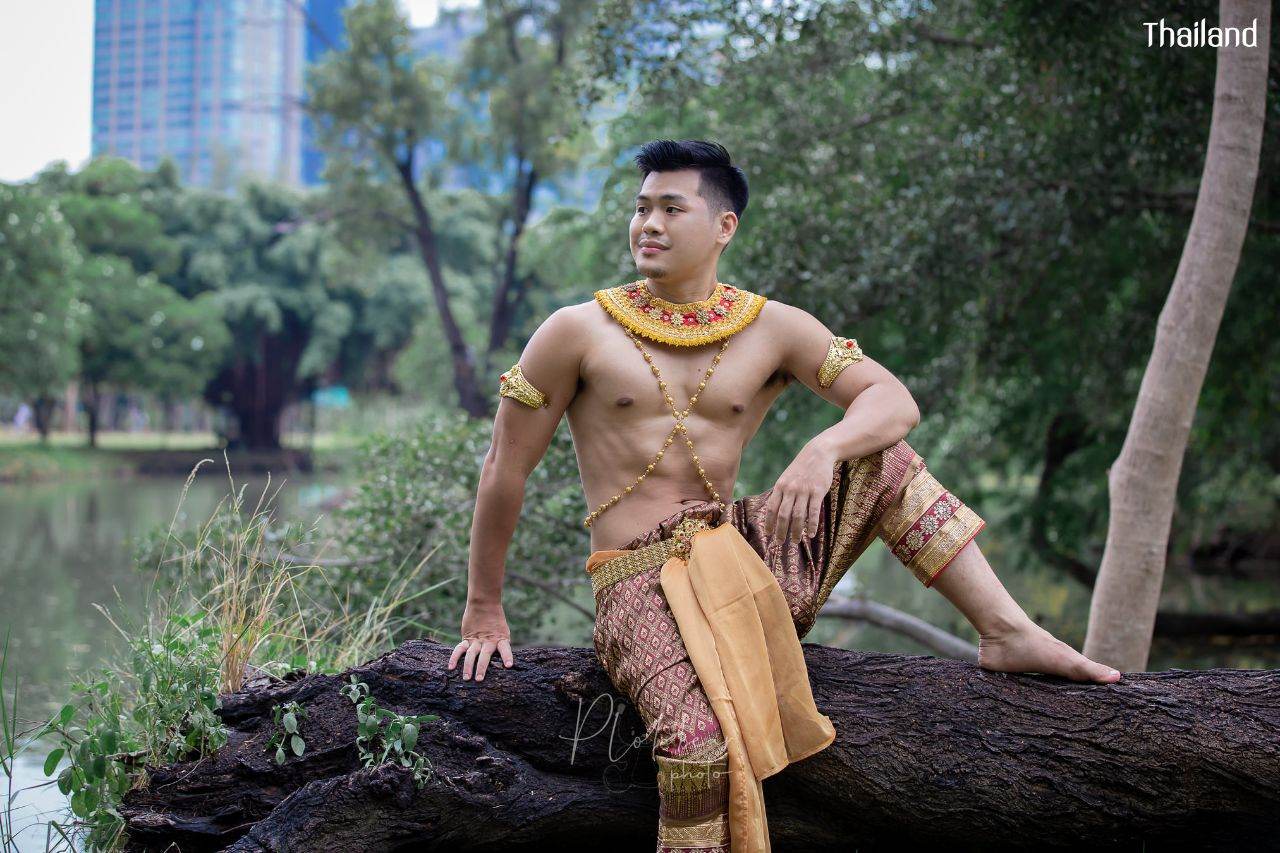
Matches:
[669,516,711,559]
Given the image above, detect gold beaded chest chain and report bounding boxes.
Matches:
[582,329,732,529]
[583,280,767,529]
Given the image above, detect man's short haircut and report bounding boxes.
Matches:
[634,139,749,221]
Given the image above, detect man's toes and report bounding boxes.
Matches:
[1080,656,1121,682]
[1096,663,1122,682]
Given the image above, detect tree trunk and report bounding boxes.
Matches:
[1085,0,1270,672]
[394,155,490,419]
[31,395,56,442]
[483,158,538,380]
[205,331,306,451]
[84,382,101,449]
[118,639,1280,853]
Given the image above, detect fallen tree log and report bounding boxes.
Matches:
[119,638,1280,852]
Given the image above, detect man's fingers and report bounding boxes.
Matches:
[454,638,514,680]
[448,639,471,670]
[788,493,810,542]
[775,492,797,542]
[804,490,822,542]
[475,641,498,681]
[462,640,481,680]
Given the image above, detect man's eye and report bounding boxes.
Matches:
[667,207,679,213]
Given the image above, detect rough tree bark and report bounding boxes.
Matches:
[119,639,1280,853]
[1085,0,1270,671]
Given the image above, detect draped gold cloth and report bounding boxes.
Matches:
[658,521,836,853]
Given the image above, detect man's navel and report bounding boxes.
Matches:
[615,396,634,406]
[732,402,745,413]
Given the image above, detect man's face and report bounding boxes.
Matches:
[630,169,735,281]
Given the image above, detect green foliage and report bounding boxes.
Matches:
[131,474,325,622]
[16,151,432,449]
[76,255,230,400]
[340,676,438,788]
[36,609,229,851]
[0,183,83,402]
[267,700,308,765]
[337,409,588,645]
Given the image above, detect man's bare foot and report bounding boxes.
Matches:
[978,619,1122,684]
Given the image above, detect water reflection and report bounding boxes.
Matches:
[0,471,345,715]
[0,470,344,850]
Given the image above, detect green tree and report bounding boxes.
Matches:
[152,182,353,448]
[35,157,229,445]
[0,182,82,439]
[74,256,229,446]
[306,0,597,417]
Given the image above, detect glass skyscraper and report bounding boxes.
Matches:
[91,0,349,191]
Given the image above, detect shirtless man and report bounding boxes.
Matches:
[447,139,1121,688]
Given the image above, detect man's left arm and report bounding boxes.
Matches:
[761,302,920,541]
[775,302,921,454]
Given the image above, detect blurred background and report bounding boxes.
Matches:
[0,1,1277,848]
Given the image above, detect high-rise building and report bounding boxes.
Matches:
[300,0,349,185]
[91,0,349,191]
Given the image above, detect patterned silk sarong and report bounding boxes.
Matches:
[586,439,985,852]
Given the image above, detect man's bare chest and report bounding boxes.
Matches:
[569,321,789,427]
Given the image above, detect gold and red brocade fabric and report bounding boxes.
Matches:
[587,439,984,851]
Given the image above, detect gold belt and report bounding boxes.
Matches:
[588,516,715,597]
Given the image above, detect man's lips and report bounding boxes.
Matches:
[639,244,668,253]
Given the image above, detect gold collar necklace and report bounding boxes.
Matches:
[593,280,767,346]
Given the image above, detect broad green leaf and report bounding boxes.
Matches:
[44,748,64,777]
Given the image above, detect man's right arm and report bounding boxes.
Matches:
[448,306,584,681]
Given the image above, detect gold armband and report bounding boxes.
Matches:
[876,462,985,587]
[817,335,864,388]
[497,362,549,409]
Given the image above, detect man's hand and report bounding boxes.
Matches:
[447,601,514,681]
[762,438,839,543]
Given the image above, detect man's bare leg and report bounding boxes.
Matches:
[886,465,1122,684]
[929,540,1122,682]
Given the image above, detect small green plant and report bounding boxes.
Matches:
[37,608,230,851]
[339,676,438,788]
[267,701,308,765]
[43,695,131,850]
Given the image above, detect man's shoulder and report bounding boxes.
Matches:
[758,297,818,331]
[546,299,605,328]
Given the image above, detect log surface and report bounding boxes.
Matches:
[119,639,1280,852]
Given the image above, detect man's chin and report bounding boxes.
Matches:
[635,261,668,278]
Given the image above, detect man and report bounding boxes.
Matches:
[448,139,1121,851]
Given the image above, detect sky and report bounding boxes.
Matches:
[0,0,471,183]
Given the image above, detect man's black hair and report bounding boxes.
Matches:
[634,139,749,220]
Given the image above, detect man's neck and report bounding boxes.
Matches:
[644,273,719,304]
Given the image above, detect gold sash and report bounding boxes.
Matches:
[590,521,836,852]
